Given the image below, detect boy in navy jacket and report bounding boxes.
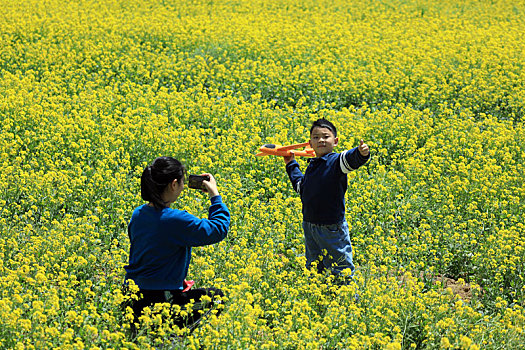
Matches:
[284,118,370,278]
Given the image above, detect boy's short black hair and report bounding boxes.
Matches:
[310,118,337,137]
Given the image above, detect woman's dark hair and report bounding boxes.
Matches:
[310,118,337,138]
[141,157,186,209]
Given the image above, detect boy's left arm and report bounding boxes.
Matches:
[339,139,370,173]
[358,139,369,157]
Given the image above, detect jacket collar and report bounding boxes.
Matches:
[308,152,334,163]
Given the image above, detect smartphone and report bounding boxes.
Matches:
[188,175,210,190]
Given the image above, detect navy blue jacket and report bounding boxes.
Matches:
[286,148,369,224]
[125,195,230,290]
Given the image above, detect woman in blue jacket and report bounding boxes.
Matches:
[124,156,230,332]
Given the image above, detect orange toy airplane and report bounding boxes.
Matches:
[255,142,315,157]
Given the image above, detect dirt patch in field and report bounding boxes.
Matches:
[394,271,474,302]
[359,267,474,302]
[434,275,472,302]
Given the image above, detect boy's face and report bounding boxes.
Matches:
[309,126,338,157]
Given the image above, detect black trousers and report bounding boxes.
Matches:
[128,287,224,333]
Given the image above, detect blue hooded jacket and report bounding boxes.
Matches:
[125,195,230,290]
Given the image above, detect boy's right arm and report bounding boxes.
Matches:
[283,154,295,165]
[284,157,304,194]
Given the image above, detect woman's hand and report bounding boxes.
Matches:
[201,173,220,198]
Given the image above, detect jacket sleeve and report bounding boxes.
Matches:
[169,195,230,247]
[285,159,304,194]
[339,147,370,174]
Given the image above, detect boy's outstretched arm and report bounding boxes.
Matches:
[339,139,370,173]
[358,139,369,157]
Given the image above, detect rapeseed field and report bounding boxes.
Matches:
[1,0,524,348]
